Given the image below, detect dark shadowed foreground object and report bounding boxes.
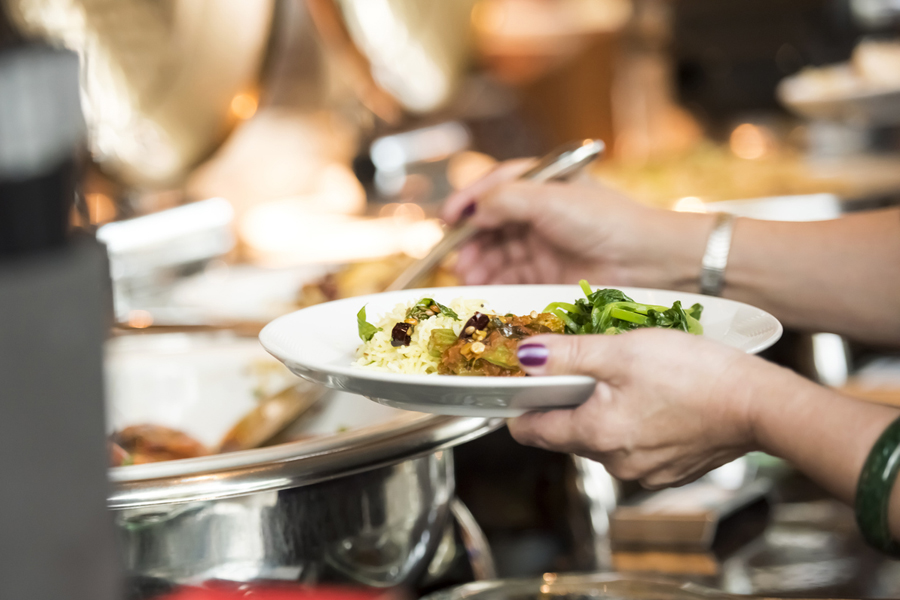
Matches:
[0,31,120,600]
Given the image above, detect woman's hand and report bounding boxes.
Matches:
[507,329,781,488]
[442,161,713,290]
[506,329,900,544]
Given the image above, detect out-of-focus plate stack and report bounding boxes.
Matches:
[778,39,900,126]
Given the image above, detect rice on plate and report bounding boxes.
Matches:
[355,298,486,374]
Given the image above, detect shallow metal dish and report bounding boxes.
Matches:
[109,387,500,586]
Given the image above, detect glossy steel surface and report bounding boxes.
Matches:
[109,413,499,508]
[116,452,454,587]
[109,396,500,586]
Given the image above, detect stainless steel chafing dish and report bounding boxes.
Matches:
[109,389,500,587]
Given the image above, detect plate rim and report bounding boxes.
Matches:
[259,284,784,386]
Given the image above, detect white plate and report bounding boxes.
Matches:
[260,285,783,417]
[778,67,900,126]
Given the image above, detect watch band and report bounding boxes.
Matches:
[700,212,736,296]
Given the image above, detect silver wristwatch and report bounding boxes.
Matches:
[700,212,736,296]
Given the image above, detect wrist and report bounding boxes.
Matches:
[621,208,715,292]
[746,362,841,460]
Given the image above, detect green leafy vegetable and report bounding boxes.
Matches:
[686,303,703,321]
[437,302,459,319]
[544,280,704,336]
[480,343,518,369]
[407,298,459,321]
[428,328,459,357]
[357,305,382,342]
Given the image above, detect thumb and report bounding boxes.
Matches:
[517,334,623,382]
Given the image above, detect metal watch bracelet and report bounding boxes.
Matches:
[700,212,736,296]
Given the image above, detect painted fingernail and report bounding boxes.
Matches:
[518,343,548,367]
[460,202,476,219]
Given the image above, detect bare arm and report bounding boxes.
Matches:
[749,361,899,520]
[603,207,900,345]
[721,209,900,344]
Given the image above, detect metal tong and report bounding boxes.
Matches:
[385,139,605,292]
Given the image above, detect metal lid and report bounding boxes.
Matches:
[108,412,500,510]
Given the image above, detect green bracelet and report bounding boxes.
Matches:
[856,415,900,556]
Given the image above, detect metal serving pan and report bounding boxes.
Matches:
[110,397,499,586]
[106,332,500,586]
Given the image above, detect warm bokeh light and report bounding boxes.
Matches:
[393,203,426,222]
[401,219,444,258]
[240,203,444,265]
[230,93,259,120]
[673,196,707,213]
[471,0,632,84]
[729,124,770,160]
[378,202,427,221]
[85,192,117,224]
[126,310,154,329]
[447,151,497,190]
[378,203,400,218]
[340,0,473,112]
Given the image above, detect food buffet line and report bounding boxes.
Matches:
[3,1,900,600]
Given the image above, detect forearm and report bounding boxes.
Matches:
[749,364,900,535]
[725,209,900,344]
[636,208,900,345]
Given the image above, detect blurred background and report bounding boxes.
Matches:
[3,1,900,599]
[7,0,900,322]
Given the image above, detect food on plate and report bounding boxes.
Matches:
[298,255,458,308]
[111,424,209,465]
[356,297,488,375]
[437,311,566,376]
[547,280,703,335]
[355,282,704,376]
[779,39,900,103]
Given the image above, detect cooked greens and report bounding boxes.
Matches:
[358,298,462,347]
[545,280,703,336]
[357,305,382,342]
[428,328,459,357]
[357,285,704,376]
[407,298,459,321]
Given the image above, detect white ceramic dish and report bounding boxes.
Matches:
[777,66,900,125]
[260,285,783,417]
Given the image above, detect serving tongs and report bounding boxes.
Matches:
[385,139,605,292]
[218,381,328,452]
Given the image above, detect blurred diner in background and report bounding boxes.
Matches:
[2,1,900,599]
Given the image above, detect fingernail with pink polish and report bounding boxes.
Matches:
[461,202,476,219]
[518,343,548,367]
